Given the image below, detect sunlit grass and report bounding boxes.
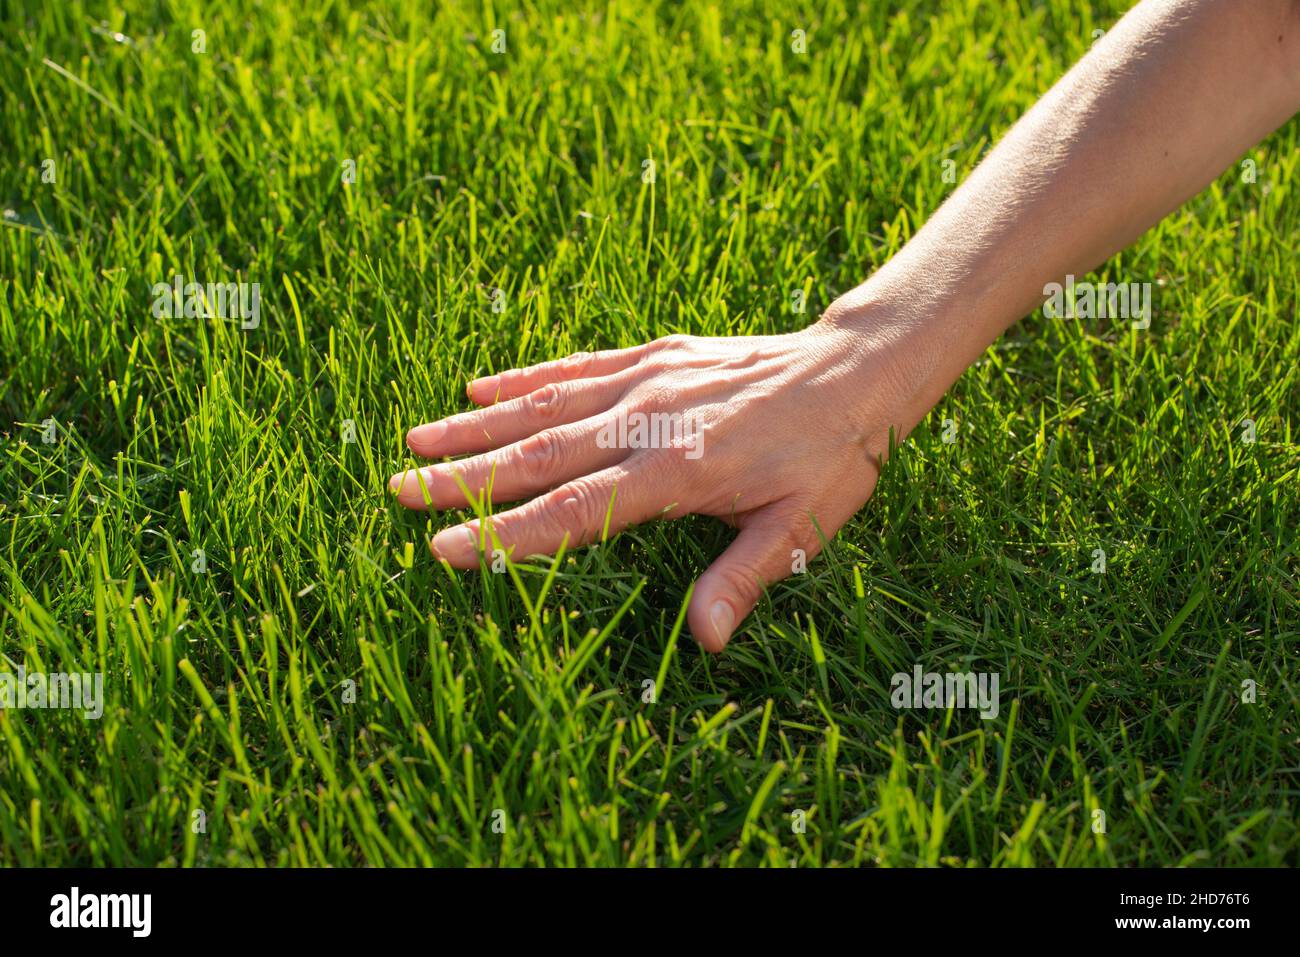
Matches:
[0,0,1296,866]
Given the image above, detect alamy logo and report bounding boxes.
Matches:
[0,667,103,719]
[151,274,260,329]
[596,410,704,460]
[50,887,151,937]
[890,665,1000,719]
[1042,273,1151,329]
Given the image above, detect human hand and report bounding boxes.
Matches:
[390,309,938,651]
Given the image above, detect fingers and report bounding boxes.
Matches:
[686,512,820,653]
[404,376,625,459]
[427,463,673,567]
[467,346,648,405]
[390,416,628,510]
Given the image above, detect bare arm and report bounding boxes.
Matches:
[829,0,1300,406]
[392,0,1300,651]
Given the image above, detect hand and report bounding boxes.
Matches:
[389,309,937,651]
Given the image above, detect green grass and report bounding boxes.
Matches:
[0,0,1296,867]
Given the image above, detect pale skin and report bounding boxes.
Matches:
[391,0,1300,652]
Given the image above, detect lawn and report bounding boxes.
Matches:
[0,0,1296,867]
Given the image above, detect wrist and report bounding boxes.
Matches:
[817,286,943,383]
[807,278,996,445]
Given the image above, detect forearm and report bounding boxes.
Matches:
[825,0,1300,411]
[395,0,1300,650]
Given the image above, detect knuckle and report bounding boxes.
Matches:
[562,351,595,376]
[629,356,670,380]
[514,429,563,484]
[631,382,679,412]
[526,382,567,423]
[542,478,605,546]
[653,333,691,351]
[636,440,698,486]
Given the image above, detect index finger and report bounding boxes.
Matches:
[467,346,648,405]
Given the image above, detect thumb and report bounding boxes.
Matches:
[688,517,809,653]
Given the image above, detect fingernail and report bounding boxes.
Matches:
[468,375,498,400]
[430,523,478,563]
[389,467,430,494]
[709,600,736,646]
[406,421,447,451]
